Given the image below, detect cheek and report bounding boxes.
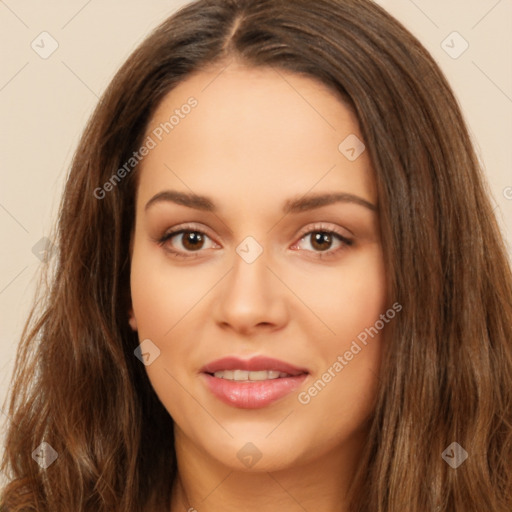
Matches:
[129,241,222,388]
[129,244,205,416]
[129,241,211,336]
[292,245,387,345]
[293,246,387,420]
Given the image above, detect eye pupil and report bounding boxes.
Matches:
[182,231,204,250]
[311,232,332,251]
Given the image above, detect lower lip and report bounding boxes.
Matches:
[202,373,308,409]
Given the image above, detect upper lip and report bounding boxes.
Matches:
[201,356,309,376]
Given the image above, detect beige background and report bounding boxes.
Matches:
[1,0,511,463]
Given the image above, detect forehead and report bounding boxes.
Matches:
[136,63,376,212]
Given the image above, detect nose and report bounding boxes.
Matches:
[212,242,289,336]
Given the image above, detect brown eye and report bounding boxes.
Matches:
[180,231,205,251]
[310,232,335,251]
[292,226,353,260]
[157,226,218,258]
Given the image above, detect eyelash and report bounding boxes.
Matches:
[156,222,353,260]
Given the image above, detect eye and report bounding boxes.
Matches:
[291,224,353,259]
[157,224,218,258]
[155,222,353,260]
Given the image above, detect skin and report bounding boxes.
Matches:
[128,60,387,512]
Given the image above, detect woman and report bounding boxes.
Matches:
[1,0,511,510]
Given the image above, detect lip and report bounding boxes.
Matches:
[200,356,309,409]
[201,356,308,376]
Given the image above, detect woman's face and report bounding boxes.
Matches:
[128,63,387,472]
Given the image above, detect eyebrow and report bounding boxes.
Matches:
[144,190,377,213]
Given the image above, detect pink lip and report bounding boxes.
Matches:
[201,356,308,375]
[200,356,309,409]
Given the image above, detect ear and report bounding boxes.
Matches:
[127,229,137,331]
[128,307,138,331]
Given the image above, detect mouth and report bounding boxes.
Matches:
[209,369,298,381]
[200,356,309,409]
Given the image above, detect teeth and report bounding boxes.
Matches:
[213,369,287,381]
[233,370,249,380]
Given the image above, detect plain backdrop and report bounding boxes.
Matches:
[1,0,511,466]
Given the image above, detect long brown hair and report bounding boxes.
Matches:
[1,0,511,510]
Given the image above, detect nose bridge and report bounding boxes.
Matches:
[213,234,288,332]
[228,235,271,301]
